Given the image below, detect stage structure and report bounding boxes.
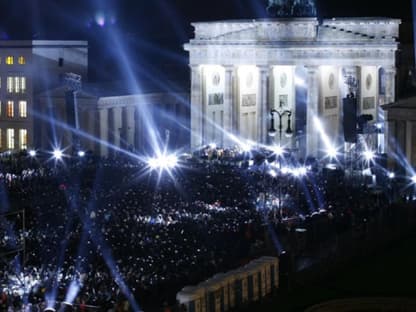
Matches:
[185,17,400,158]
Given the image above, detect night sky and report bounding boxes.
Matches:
[0,0,413,85]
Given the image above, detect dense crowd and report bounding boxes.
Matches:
[0,147,404,311]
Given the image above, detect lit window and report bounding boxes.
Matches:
[18,56,25,65]
[7,101,14,118]
[14,77,19,93]
[19,101,27,118]
[6,56,13,65]
[7,76,26,93]
[20,77,26,93]
[7,129,14,149]
[19,129,27,150]
[7,77,13,93]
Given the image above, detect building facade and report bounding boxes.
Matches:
[382,97,416,168]
[185,17,400,158]
[0,40,88,152]
[37,89,189,157]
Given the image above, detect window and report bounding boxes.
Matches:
[20,77,26,93]
[7,129,14,149]
[18,56,25,65]
[7,77,13,93]
[6,76,26,93]
[6,56,14,65]
[19,101,27,118]
[14,77,19,93]
[19,129,27,150]
[7,101,14,118]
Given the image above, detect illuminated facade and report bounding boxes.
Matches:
[185,18,400,157]
[382,97,416,167]
[37,88,189,157]
[0,40,88,152]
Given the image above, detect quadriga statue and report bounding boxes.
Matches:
[267,0,317,17]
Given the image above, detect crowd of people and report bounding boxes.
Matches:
[0,147,407,311]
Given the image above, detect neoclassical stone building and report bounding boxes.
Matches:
[37,88,189,156]
[185,17,400,158]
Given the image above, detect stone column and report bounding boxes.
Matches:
[223,65,235,147]
[406,121,413,163]
[126,106,135,149]
[383,66,397,157]
[190,65,203,149]
[258,66,270,144]
[98,108,108,157]
[386,119,396,169]
[86,107,95,151]
[112,106,123,150]
[384,66,396,104]
[305,66,320,157]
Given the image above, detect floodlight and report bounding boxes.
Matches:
[326,146,337,159]
[29,150,36,157]
[147,153,178,170]
[53,149,63,160]
[299,166,308,176]
[269,169,277,178]
[209,143,216,149]
[77,150,85,157]
[273,145,284,156]
[281,167,290,174]
[148,158,158,170]
[388,172,395,179]
[363,150,375,161]
[412,175,416,184]
[241,143,251,152]
[292,166,307,177]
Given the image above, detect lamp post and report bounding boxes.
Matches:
[268,108,293,143]
[268,107,293,220]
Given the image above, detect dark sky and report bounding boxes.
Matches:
[0,0,413,85]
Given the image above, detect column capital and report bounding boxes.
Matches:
[342,66,359,77]
[257,65,271,73]
[189,64,200,69]
[223,64,236,71]
[383,66,397,74]
[305,65,319,75]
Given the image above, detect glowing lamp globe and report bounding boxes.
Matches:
[268,128,277,137]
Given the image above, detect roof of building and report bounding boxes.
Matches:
[83,79,188,97]
[0,40,88,48]
[381,97,416,110]
[36,78,189,101]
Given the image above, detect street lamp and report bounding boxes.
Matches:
[268,107,293,221]
[268,108,293,142]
